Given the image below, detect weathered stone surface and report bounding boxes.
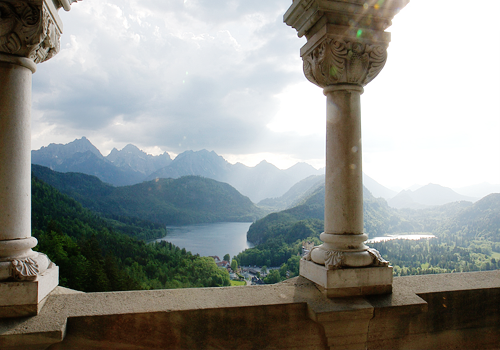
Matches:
[1,271,498,350]
[301,259,393,297]
[0,0,63,64]
[302,37,388,88]
[0,264,59,318]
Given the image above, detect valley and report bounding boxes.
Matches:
[30,137,500,290]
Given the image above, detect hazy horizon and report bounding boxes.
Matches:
[31,136,500,194]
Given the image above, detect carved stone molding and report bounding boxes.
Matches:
[0,0,62,64]
[303,38,387,88]
[304,246,389,269]
[0,251,52,281]
[367,248,390,267]
[324,250,345,270]
[12,257,39,281]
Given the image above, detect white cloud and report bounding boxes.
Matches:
[31,0,500,189]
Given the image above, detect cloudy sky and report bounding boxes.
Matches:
[31,0,500,190]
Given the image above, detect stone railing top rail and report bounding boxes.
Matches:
[1,270,499,349]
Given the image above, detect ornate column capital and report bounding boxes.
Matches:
[302,36,387,88]
[0,0,78,66]
[285,0,409,88]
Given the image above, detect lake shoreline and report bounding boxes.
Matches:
[154,222,254,259]
[367,233,436,243]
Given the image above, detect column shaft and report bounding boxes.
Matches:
[0,60,37,258]
[324,86,363,235]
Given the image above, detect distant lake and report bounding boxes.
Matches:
[154,222,254,259]
[367,234,436,243]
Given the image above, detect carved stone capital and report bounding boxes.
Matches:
[0,0,63,64]
[303,37,387,88]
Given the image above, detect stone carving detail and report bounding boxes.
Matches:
[0,1,61,63]
[324,250,345,270]
[11,257,39,281]
[304,247,345,270]
[304,246,389,269]
[303,38,387,88]
[367,248,389,267]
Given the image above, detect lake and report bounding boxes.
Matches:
[154,222,254,259]
[367,234,436,243]
[153,224,436,260]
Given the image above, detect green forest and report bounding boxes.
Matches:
[237,186,500,284]
[32,164,264,226]
[32,175,230,292]
[30,164,500,290]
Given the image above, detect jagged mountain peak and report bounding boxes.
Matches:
[121,144,142,153]
[285,162,316,171]
[172,149,228,165]
[33,136,103,161]
[105,143,172,176]
[254,160,278,170]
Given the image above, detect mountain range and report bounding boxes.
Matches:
[32,165,264,226]
[387,184,477,209]
[32,137,498,207]
[31,138,323,203]
[31,137,166,186]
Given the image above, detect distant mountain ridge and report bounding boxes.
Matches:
[32,138,148,186]
[258,174,394,211]
[32,138,324,203]
[453,183,500,199]
[147,150,324,202]
[32,165,264,225]
[388,184,477,209]
[106,144,172,176]
[32,137,103,162]
[32,138,496,206]
[247,181,423,244]
[258,175,324,210]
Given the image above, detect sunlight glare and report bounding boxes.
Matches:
[267,82,325,137]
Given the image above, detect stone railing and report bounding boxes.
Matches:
[1,270,499,350]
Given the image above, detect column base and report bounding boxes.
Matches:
[0,263,59,318]
[300,259,392,298]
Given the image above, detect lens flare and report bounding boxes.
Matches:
[330,66,339,77]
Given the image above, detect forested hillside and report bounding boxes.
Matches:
[238,189,500,284]
[32,165,264,225]
[247,184,420,244]
[32,175,230,292]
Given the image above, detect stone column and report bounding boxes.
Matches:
[284,0,409,297]
[0,0,79,318]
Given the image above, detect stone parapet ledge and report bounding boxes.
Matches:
[0,270,499,350]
